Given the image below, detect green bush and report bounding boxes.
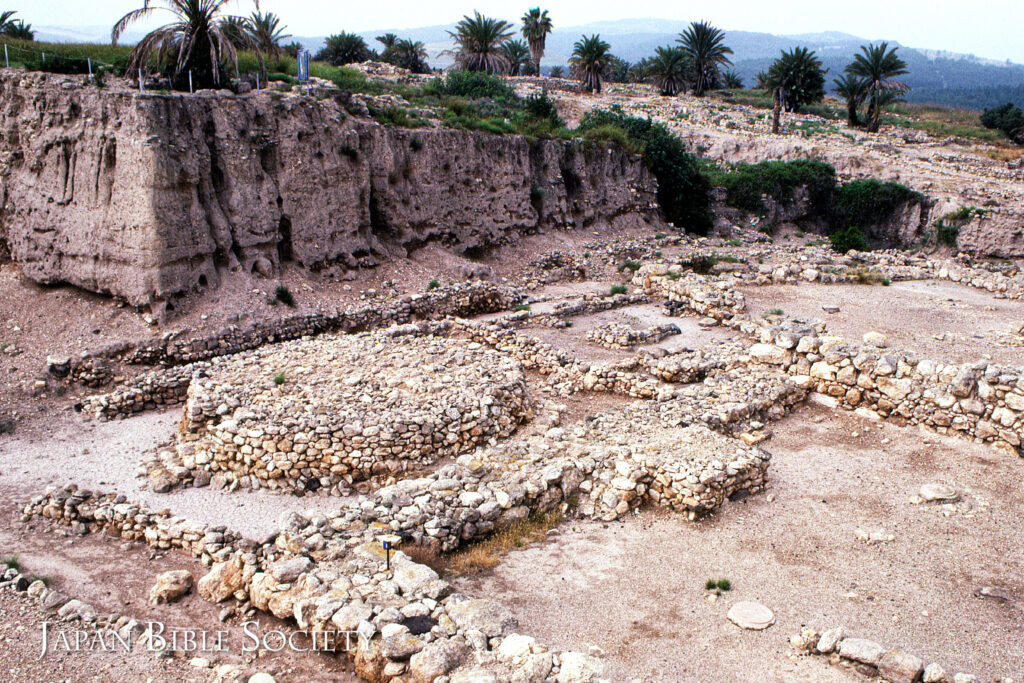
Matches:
[426,71,515,100]
[273,372,286,385]
[829,225,867,254]
[831,179,924,232]
[705,159,836,214]
[610,284,628,295]
[274,284,295,307]
[578,107,712,234]
[582,125,640,153]
[980,102,1024,144]
[427,278,440,290]
[371,105,428,128]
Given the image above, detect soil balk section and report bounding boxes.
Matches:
[0,72,662,306]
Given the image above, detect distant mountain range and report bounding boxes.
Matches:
[35,19,1024,110]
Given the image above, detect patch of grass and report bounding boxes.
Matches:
[273,372,286,385]
[617,260,642,273]
[764,308,784,317]
[370,105,428,128]
[610,284,628,296]
[513,304,531,312]
[666,271,681,280]
[705,578,718,590]
[655,233,667,240]
[274,284,295,307]
[687,254,720,274]
[724,239,743,247]
[427,278,440,290]
[716,578,732,591]
[654,251,664,259]
[444,511,564,575]
[854,268,889,285]
[582,124,641,154]
[2,554,19,571]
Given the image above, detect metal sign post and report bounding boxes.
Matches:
[189,70,193,94]
[297,49,310,85]
[4,45,8,69]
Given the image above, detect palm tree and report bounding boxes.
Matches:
[316,32,370,66]
[3,18,33,41]
[113,0,260,89]
[0,11,33,40]
[628,57,653,83]
[677,21,732,96]
[549,65,564,78]
[833,73,870,127]
[247,11,290,68]
[283,41,303,59]
[219,16,248,48]
[521,8,553,74]
[647,46,689,96]
[448,11,514,74]
[393,38,430,74]
[501,39,531,76]
[376,33,398,53]
[722,70,744,89]
[845,42,909,132]
[569,34,611,93]
[774,47,825,112]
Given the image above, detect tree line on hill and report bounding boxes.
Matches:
[1,2,1021,147]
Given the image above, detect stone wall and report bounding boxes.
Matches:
[0,72,662,306]
[635,265,1024,455]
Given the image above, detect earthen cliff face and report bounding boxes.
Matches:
[0,73,661,305]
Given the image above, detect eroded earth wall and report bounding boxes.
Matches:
[0,72,661,305]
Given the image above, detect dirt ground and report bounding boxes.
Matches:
[0,493,359,683]
[457,402,1024,682]
[740,279,1024,366]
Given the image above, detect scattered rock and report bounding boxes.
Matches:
[919,483,958,503]
[726,601,775,630]
[149,569,193,605]
[878,648,924,683]
[839,637,886,666]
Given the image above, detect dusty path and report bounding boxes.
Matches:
[0,410,344,539]
[457,403,1024,681]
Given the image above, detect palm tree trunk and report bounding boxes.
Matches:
[867,94,880,132]
[772,88,782,134]
[847,100,859,127]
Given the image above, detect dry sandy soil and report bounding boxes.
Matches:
[740,279,1024,366]
[457,402,1024,681]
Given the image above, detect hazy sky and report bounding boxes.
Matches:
[25,0,1024,63]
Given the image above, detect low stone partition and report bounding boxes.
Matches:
[76,281,520,370]
[635,263,1024,455]
[789,625,993,683]
[79,362,207,419]
[585,322,681,350]
[747,321,1023,455]
[176,329,530,493]
[24,397,772,680]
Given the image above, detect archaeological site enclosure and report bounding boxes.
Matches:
[0,32,1022,683]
